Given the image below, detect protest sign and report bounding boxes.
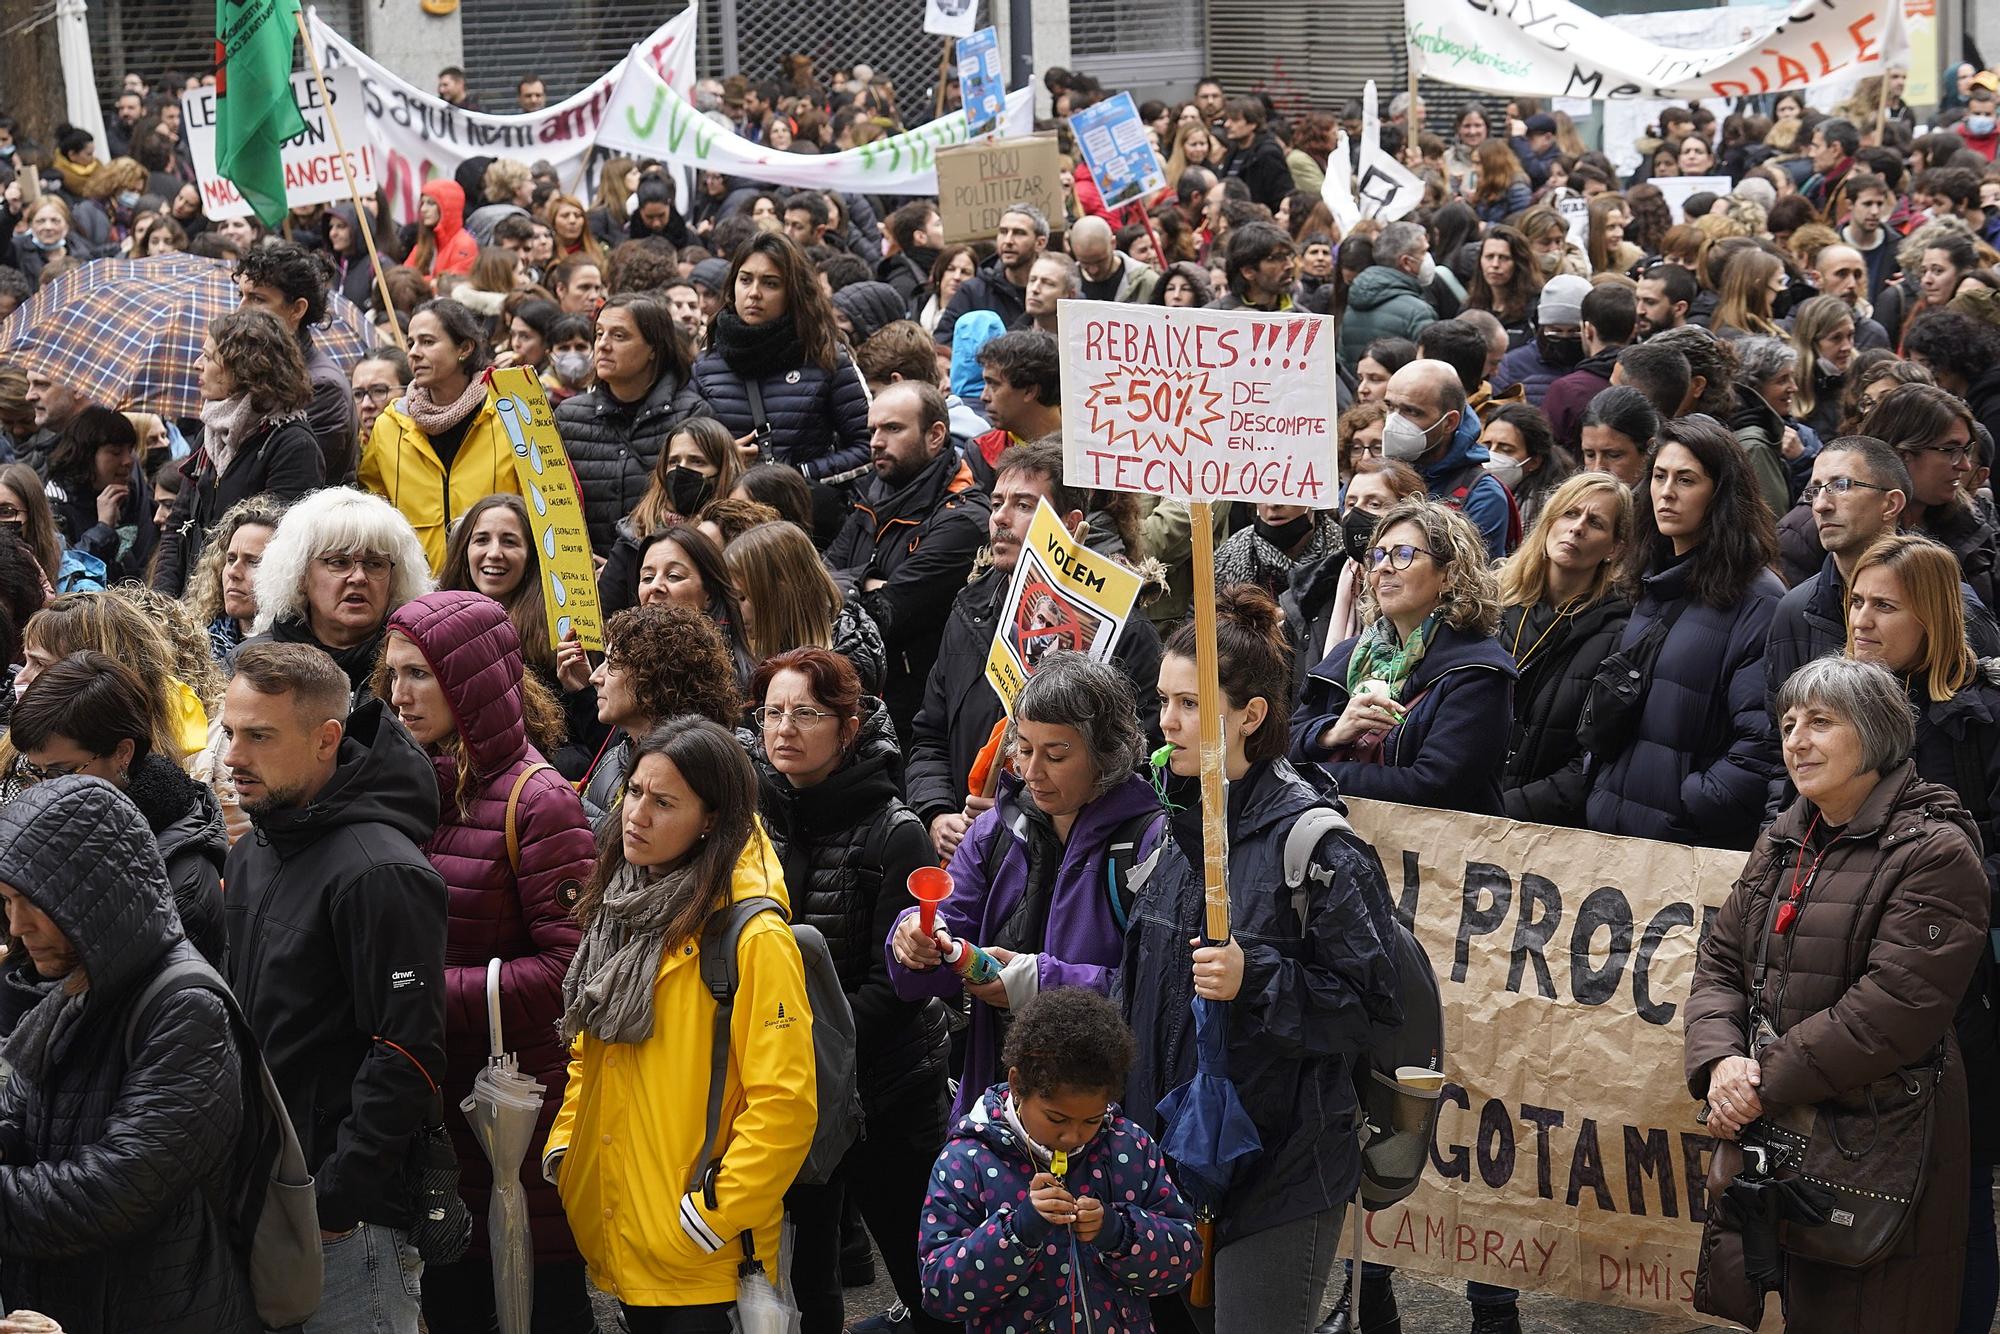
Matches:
[1321,129,1362,233]
[1357,80,1423,223]
[1404,0,1904,101]
[1059,302,1339,507]
[984,498,1143,710]
[1652,174,1733,223]
[306,5,696,222]
[957,28,1007,138]
[935,134,1064,243]
[183,65,376,222]
[1069,93,1167,210]
[1557,194,1591,247]
[925,0,981,39]
[600,54,1035,194]
[489,367,603,652]
[1340,797,1749,1320]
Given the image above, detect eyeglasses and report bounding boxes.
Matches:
[350,385,398,405]
[316,552,394,579]
[15,757,85,784]
[1800,477,1893,503]
[0,504,22,521]
[1366,543,1442,571]
[754,705,838,731]
[1903,442,1973,464]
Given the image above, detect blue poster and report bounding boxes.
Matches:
[1067,92,1167,209]
[957,28,1005,139]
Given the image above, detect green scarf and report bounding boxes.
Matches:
[1345,609,1444,702]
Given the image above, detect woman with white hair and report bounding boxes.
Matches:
[243,487,434,707]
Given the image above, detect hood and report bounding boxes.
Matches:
[1423,406,1489,479]
[832,281,909,342]
[0,776,178,999]
[330,202,365,259]
[995,767,1160,846]
[1346,265,1423,312]
[733,817,791,915]
[251,697,444,855]
[422,179,468,248]
[957,1081,1040,1159]
[386,590,528,777]
[862,445,976,522]
[126,752,226,872]
[749,694,904,815]
[950,310,1007,400]
[1766,759,1981,853]
[1227,756,1339,842]
[1285,548,1354,618]
[1731,381,1783,437]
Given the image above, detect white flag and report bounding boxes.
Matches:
[1321,129,1362,233]
[1357,79,1424,223]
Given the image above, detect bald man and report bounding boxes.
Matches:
[1382,359,1516,557]
[1803,243,1891,349]
[1068,215,1160,304]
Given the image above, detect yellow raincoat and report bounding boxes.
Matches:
[547,825,817,1307]
[358,390,521,575]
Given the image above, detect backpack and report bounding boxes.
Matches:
[125,956,322,1329]
[979,804,1162,935]
[1442,461,1523,554]
[1279,805,1445,1210]
[691,896,862,1204]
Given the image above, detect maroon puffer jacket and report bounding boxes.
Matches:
[385,590,592,1264]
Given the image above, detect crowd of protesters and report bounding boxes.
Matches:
[0,40,1998,1334]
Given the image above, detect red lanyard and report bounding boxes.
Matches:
[1774,812,1828,936]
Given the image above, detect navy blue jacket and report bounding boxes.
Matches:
[1116,759,1402,1245]
[1584,555,1784,848]
[688,346,871,484]
[1289,621,1518,815]
[1422,410,1514,559]
[1490,340,1570,409]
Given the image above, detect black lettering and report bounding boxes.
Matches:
[1477,1098,1516,1189]
[1633,902,1695,1025]
[1455,861,1513,984]
[1519,1103,1565,1200]
[1564,1117,1614,1209]
[1569,885,1634,1006]
[1681,1132,1715,1224]
[1507,872,1563,999]
[1561,65,1606,99]
[1624,1125,1679,1219]
[1431,1082,1471,1181]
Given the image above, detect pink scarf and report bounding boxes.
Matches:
[405,376,488,436]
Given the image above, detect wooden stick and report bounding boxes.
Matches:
[1190,499,1230,943]
[294,8,405,353]
[935,36,955,123]
[1874,72,1890,147]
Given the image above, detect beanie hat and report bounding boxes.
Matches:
[1538,274,1591,327]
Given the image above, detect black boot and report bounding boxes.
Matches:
[1313,1268,1400,1334]
[1468,1300,1522,1334]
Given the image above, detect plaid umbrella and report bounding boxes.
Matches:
[0,252,372,419]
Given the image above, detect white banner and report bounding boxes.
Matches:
[1358,80,1423,223]
[1406,0,1905,100]
[1321,130,1362,234]
[597,56,1035,194]
[182,66,377,223]
[305,5,696,222]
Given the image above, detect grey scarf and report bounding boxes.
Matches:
[406,376,489,437]
[560,859,699,1046]
[3,976,85,1087]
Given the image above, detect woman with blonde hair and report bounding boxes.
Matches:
[588,156,639,245]
[186,494,286,662]
[1517,205,1590,278]
[1496,473,1633,822]
[1586,193,1642,276]
[1710,248,1785,339]
[547,193,607,269]
[1788,293,1858,437]
[724,519,885,692]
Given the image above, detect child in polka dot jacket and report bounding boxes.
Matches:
[918,988,1202,1333]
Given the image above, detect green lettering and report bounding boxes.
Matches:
[625,87,665,139]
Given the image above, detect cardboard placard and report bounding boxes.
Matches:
[983,498,1142,710]
[182,65,377,222]
[489,367,604,652]
[934,132,1064,243]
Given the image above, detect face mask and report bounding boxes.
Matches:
[1483,455,1525,490]
[1381,411,1437,462]
[0,145,14,158]
[1341,506,1378,563]
[1416,253,1437,287]
[117,190,140,209]
[1537,332,1584,370]
[664,465,715,516]
[1537,250,1561,274]
[550,350,592,385]
[1254,513,1314,550]
[1968,115,1997,136]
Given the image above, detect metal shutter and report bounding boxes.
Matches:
[460,0,691,111]
[1069,0,1208,101]
[1206,0,1403,120]
[87,0,367,106]
[701,0,984,123]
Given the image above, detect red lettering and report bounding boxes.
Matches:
[1455,1225,1479,1263]
[1848,13,1878,64]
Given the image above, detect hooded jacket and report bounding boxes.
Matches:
[223,698,449,1234]
[125,752,229,969]
[918,1083,1201,1333]
[1420,410,1515,558]
[417,179,479,278]
[688,341,873,485]
[153,414,324,596]
[553,368,712,557]
[1291,620,1519,815]
[360,385,524,573]
[1684,764,1988,1330]
[1729,382,1794,517]
[385,591,592,1263]
[1220,130,1294,210]
[0,778,259,1333]
[1496,595,1631,825]
[933,252,1030,348]
[1336,265,1436,370]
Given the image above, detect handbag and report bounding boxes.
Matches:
[1576,597,1688,758]
[378,1036,473,1266]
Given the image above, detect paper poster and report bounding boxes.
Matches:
[1342,797,1752,1321]
[983,498,1143,710]
[1652,174,1733,223]
[957,27,1006,138]
[1357,79,1423,223]
[182,65,377,222]
[489,367,604,652]
[934,133,1064,243]
[1558,193,1591,247]
[1068,92,1168,210]
[1059,302,1339,507]
[924,0,981,39]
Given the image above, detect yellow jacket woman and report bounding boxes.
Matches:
[359,297,521,574]
[546,719,816,1318]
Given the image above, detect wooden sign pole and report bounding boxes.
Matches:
[1190,499,1230,943]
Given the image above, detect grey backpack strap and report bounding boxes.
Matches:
[1282,806,1353,924]
[691,896,786,1207]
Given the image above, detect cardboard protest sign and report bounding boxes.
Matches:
[489,368,604,652]
[957,28,1006,139]
[1340,797,1755,1322]
[984,498,1143,710]
[935,133,1064,243]
[1059,302,1339,507]
[182,65,376,222]
[1068,93,1167,210]
[1652,174,1734,223]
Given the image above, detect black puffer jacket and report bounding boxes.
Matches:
[1497,594,1630,825]
[553,369,711,556]
[126,753,229,969]
[223,699,448,1234]
[689,343,872,485]
[153,416,324,595]
[745,697,949,1111]
[0,777,259,1334]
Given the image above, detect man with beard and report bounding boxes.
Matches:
[1492,274,1591,408]
[879,201,943,312]
[932,206,1048,346]
[1634,262,1694,340]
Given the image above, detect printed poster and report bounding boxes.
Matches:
[983,498,1142,710]
[489,367,604,651]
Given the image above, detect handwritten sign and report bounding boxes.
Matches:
[490,367,604,652]
[984,498,1143,710]
[182,66,376,222]
[935,133,1064,244]
[1068,92,1167,210]
[1058,302,1339,506]
[957,28,1006,139]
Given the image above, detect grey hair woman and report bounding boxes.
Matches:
[887,648,1166,1119]
[1731,333,1801,515]
[1685,653,1988,1331]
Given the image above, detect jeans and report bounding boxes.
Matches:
[1189,1207,1344,1334]
[304,1223,423,1334]
[622,1301,734,1334]
[1958,1161,1998,1334]
[418,1253,597,1333]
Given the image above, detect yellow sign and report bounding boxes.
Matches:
[983,498,1143,710]
[489,367,604,651]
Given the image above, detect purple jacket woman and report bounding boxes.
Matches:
[886,771,1161,1119]
[383,591,593,1265]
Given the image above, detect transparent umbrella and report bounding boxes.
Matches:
[459,959,545,1334]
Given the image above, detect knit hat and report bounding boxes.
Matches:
[689,258,731,294]
[831,281,909,342]
[1524,113,1558,136]
[1538,274,1591,328]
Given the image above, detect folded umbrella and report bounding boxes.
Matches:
[460,959,546,1334]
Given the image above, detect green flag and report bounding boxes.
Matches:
[215,0,307,226]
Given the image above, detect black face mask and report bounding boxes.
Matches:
[664,465,715,517]
[1341,506,1377,563]
[1254,514,1314,551]
[1537,332,1585,370]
